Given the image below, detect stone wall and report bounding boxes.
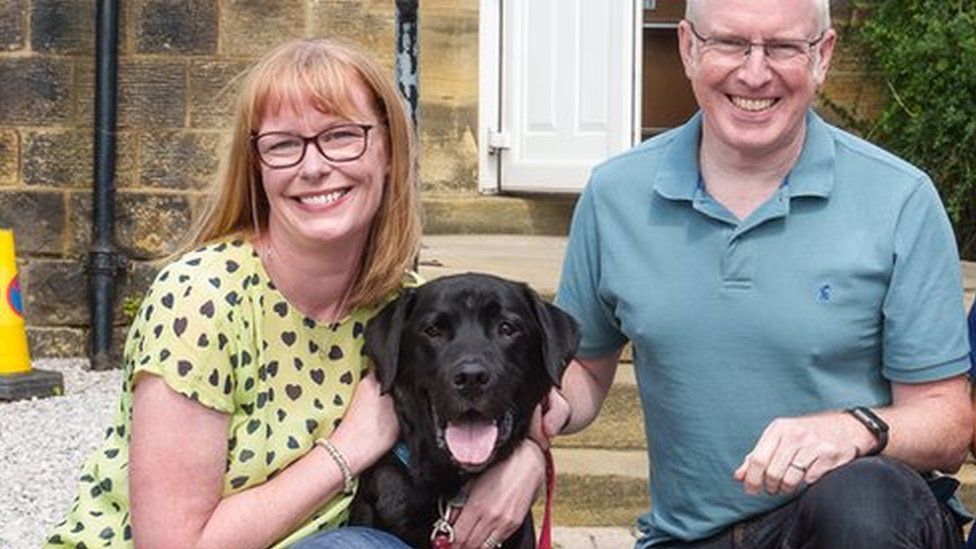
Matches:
[0,1,879,361]
[0,0,479,360]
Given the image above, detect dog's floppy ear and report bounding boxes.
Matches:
[526,286,580,388]
[364,288,416,394]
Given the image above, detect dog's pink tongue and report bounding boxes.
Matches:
[445,419,498,466]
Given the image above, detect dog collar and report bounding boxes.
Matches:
[393,440,412,468]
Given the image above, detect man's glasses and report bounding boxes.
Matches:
[687,21,826,66]
[251,123,375,169]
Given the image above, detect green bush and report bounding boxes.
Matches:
[825,1,976,259]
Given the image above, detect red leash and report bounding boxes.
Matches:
[430,447,556,548]
[537,447,555,549]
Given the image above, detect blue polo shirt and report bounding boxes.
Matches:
[556,110,970,546]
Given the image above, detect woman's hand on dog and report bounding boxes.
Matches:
[451,439,546,548]
[329,372,399,475]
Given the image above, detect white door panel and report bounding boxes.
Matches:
[498,0,635,193]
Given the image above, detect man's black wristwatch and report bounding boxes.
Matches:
[846,406,889,457]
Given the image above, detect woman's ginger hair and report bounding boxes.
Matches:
[184,38,421,310]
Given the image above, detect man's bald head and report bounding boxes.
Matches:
[685,0,831,32]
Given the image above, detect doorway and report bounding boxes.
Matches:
[641,0,698,140]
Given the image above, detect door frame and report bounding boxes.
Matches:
[477,0,645,194]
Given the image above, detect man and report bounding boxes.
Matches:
[546,0,973,547]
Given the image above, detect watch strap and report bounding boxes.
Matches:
[846,406,889,456]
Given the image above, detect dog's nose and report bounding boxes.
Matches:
[452,361,490,394]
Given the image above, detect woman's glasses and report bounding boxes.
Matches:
[251,123,375,168]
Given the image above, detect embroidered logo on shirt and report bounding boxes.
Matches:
[817,284,832,303]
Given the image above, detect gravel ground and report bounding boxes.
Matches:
[0,359,123,549]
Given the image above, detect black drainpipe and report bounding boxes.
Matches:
[87,0,126,371]
[396,0,420,270]
[395,0,420,127]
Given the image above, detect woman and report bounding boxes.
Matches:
[46,39,545,549]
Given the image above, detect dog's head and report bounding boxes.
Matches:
[364,273,579,473]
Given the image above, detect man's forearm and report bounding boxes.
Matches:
[877,374,972,472]
[559,352,621,435]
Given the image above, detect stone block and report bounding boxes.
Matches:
[0,0,26,51]
[22,130,90,189]
[0,57,73,126]
[418,5,479,100]
[66,193,94,257]
[22,259,88,325]
[30,0,94,54]
[67,191,194,260]
[188,60,251,128]
[0,129,18,185]
[308,1,395,69]
[420,0,477,12]
[26,326,87,359]
[115,192,194,259]
[21,130,139,189]
[420,138,477,192]
[75,59,186,128]
[546,473,648,527]
[134,0,217,55]
[556,384,646,450]
[420,195,576,236]
[140,131,223,190]
[24,275,135,359]
[107,260,164,330]
[0,190,65,254]
[418,104,478,192]
[220,0,305,58]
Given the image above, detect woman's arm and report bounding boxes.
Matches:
[130,373,395,549]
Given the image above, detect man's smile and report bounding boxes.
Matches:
[729,95,778,112]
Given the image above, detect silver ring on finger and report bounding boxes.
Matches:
[788,461,809,473]
[483,534,503,548]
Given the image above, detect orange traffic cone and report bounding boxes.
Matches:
[0,229,64,401]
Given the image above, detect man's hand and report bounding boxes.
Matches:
[733,412,875,496]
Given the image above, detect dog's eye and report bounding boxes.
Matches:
[423,324,442,338]
[497,321,519,337]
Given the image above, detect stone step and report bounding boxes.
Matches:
[533,448,648,528]
[536,451,976,529]
[421,195,576,237]
[554,363,646,451]
[418,234,566,300]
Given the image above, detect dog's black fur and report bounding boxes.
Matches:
[348,273,580,548]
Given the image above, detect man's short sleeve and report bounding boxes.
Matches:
[882,179,970,382]
[555,182,628,358]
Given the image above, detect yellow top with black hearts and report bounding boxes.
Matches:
[46,238,416,548]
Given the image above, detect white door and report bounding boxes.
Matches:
[480,0,638,193]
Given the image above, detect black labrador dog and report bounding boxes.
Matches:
[349,273,579,548]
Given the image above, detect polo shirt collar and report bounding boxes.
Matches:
[787,110,835,198]
[652,112,703,201]
[652,109,835,201]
